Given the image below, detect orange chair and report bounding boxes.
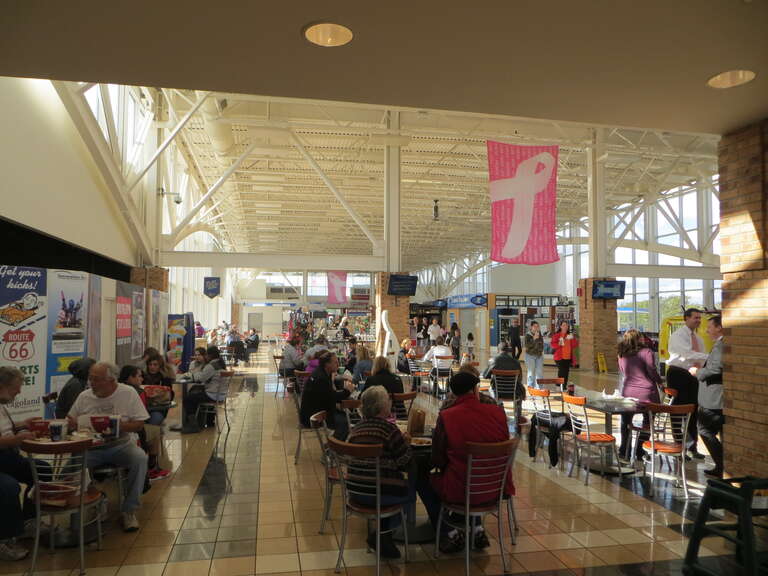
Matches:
[643,402,696,499]
[563,395,620,485]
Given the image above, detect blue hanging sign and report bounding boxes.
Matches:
[203,277,221,299]
[470,294,488,306]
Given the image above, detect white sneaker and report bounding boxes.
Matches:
[122,512,140,532]
[22,518,51,538]
[0,539,29,561]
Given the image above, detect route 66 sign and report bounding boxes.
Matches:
[2,329,35,362]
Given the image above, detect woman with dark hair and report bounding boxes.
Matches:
[551,321,578,388]
[617,329,662,462]
[142,355,174,425]
[299,351,354,439]
[364,356,406,419]
[188,348,207,374]
[185,346,227,428]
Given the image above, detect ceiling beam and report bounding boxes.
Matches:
[606,263,721,281]
[160,251,386,271]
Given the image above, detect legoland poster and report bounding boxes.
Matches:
[0,265,48,419]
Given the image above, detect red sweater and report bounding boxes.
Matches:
[430,394,514,505]
[551,333,578,365]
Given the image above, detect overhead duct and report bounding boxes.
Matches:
[197,91,234,158]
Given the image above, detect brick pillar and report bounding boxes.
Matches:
[577,278,619,383]
[374,272,410,357]
[718,120,768,477]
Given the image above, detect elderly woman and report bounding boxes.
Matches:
[347,386,412,559]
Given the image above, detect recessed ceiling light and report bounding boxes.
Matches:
[303,22,353,47]
[707,69,756,89]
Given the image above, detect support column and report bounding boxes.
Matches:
[384,111,402,272]
[587,129,607,277]
[718,119,768,477]
[577,277,619,379]
[374,272,410,357]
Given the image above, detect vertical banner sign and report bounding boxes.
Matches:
[115,282,133,365]
[131,287,146,359]
[86,274,102,360]
[0,265,47,419]
[487,141,559,265]
[47,270,89,397]
[203,277,221,299]
[327,271,347,305]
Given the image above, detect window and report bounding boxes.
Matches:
[307,273,327,297]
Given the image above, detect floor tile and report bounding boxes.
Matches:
[589,545,646,565]
[210,556,256,576]
[213,540,257,559]
[176,528,219,545]
[531,532,584,550]
[512,550,568,572]
[623,541,688,562]
[599,528,654,545]
[116,564,165,576]
[551,547,607,569]
[217,525,258,541]
[167,543,215,563]
[297,550,341,571]
[162,560,212,576]
[257,537,299,555]
[122,546,173,566]
[569,530,620,548]
[254,553,300,574]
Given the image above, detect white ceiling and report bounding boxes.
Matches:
[1,0,766,135]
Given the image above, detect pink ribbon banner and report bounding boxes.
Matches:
[487,141,559,265]
[327,271,347,304]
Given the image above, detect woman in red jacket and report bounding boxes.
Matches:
[551,321,578,389]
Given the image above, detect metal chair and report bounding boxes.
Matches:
[273,355,287,396]
[433,356,454,398]
[406,355,430,393]
[195,370,234,433]
[23,439,106,576]
[527,386,565,469]
[628,386,678,469]
[491,369,524,425]
[341,398,362,432]
[327,437,409,576]
[434,437,520,576]
[391,391,417,422]
[293,370,313,464]
[644,402,696,499]
[310,411,340,535]
[563,394,620,485]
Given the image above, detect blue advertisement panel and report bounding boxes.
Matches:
[446,293,488,309]
[0,265,48,419]
[47,270,89,398]
[204,277,221,299]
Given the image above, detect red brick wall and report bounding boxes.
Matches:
[718,120,768,477]
[578,278,619,384]
[374,272,411,357]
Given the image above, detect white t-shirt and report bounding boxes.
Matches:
[68,383,150,424]
[0,406,14,437]
[427,324,443,341]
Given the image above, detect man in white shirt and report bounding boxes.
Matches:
[666,308,709,459]
[67,362,149,532]
[427,318,443,348]
[422,336,453,395]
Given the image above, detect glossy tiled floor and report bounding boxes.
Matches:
[1,350,757,576]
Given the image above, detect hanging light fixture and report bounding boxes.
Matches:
[303,22,353,47]
[433,199,440,221]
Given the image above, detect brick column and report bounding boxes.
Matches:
[577,278,619,383]
[718,120,768,477]
[374,272,410,357]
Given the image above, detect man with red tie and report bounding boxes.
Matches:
[666,308,709,459]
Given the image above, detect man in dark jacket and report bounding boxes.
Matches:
[507,319,523,359]
[299,352,354,439]
[55,358,96,419]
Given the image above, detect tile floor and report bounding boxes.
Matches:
[2,349,761,576]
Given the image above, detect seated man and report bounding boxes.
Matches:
[67,362,149,532]
[483,343,524,409]
[421,336,453,394]
[426,372,513,551]
[0,366,41,561]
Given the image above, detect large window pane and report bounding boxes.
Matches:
[635,293,650,331]
[615,247,634,264]
[659,278,681,292]
[685,291,704,308]
[682,193,697,229]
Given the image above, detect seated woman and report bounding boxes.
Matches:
[352,344,373,387]
[396,338,412,375]
[185,347,227,428]
[363,356,406,420]
[119,366,170,480]
[299,352,354,439]
[347,385,412,559]
[188,348,207,375]
[142,354,175,426]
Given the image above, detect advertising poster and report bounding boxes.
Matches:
[0,265,48,419]
[327,271,347,304]
[86,274,102,360]
[148,289,168,352]
[115,281,134,365]
[131,288,146,358]
[487,141,559,265]
[203,277,221,299]
[47,270,89,397]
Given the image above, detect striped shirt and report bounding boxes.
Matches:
[347,417,412,493]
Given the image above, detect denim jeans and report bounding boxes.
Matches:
[0,449,35,540]
[86,439,148,513]
[525,354,544,387]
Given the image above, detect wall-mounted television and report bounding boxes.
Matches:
[592,280,626,300]
[387,274,418,296]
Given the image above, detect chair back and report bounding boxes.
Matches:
[341,398,362,430]
[646,402,695,452]
[391,391,417,420]
[327,437,384,507]
[310,411,331,457]
[527,386,554,426]
[563,394,591,439]
[464,437,519,509]
[218,370,234,399]
[22,439,92,512]
[537,377,565,391]
[435,355,454,371]
[491,369,521,400]
[294,370,311,393]
[663,387,678,405]
[273,355,284,373]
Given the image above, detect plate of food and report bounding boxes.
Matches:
[410,437,432,447]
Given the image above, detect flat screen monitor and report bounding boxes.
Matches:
[387,274,418,296]
[592,280,626,300]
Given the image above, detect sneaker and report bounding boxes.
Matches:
[122,512,140,532]
[0,539,28,561]
[473,529,490,550]
[148,468,170,481]
[366,532,401,559]
[439,531,465,554]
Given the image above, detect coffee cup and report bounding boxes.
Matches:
[49,420,68,442]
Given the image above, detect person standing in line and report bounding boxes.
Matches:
[524,321,544,387]
[551,321,578,388]
[507,319,523,359]
[666,308,708,459]
[449,322,461,361]
[427,318,443,349]
[690,315,724,476]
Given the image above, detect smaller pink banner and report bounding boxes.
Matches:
[487,141,559,265]
[327,271,347,304]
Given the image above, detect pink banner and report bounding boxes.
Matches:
[487,141,559,265]
[327,271,347,304]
